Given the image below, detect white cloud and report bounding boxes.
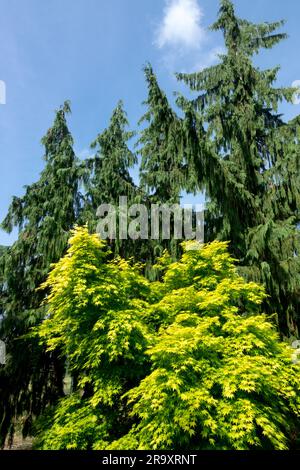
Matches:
[154,0,224,76]
[155,0,206,50]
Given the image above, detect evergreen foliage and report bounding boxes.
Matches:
[138,64,186,204]
[0,102,81,446]
[137,64,190,268]
[83,101,137,222]
[177,0,300,335]
[82,100,142,259]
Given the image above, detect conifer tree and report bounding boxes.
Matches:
[82,101,138,258]
[83,101,137,220]
[177,0,300,335]
[0,101,81,445]
[137,64,191,269]
[138,64,186,205]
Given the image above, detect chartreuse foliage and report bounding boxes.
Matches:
[34,227,151,449]
[35,228,300,450]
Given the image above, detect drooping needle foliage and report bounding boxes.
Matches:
[177,0,300,336]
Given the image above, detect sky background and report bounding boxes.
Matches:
[0,0,299,246]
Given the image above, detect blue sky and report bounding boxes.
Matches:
[0,0,299,246]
